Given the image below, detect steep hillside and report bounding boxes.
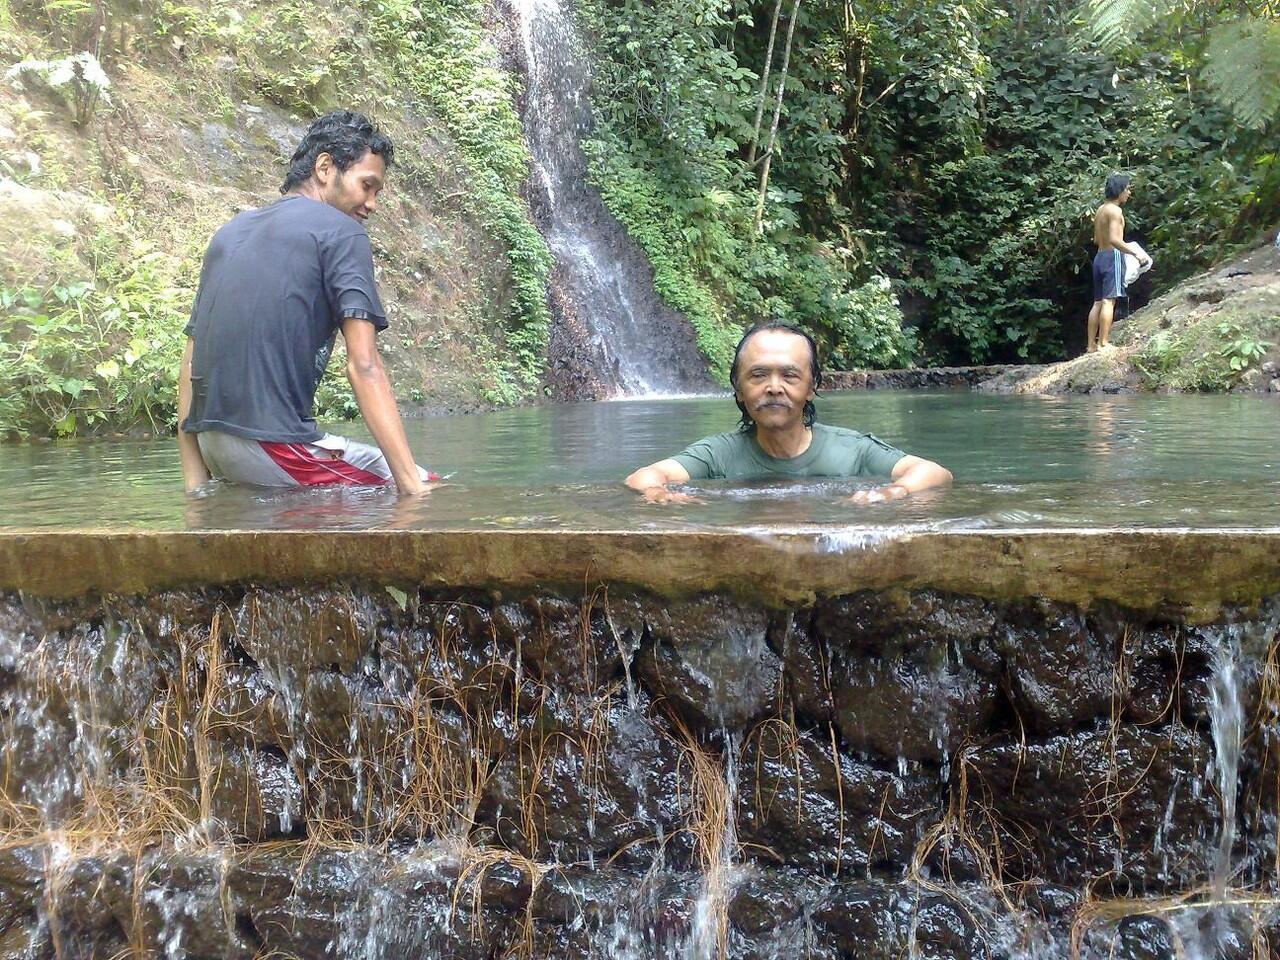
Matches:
[0,0,551,437]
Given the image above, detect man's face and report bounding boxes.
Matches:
[734,329,816,431]
[315,149,386,222]
[1118,186,1132,204]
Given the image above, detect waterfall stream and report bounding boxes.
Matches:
[512,0,712,397]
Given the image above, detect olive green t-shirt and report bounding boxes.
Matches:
[671,423,906,481]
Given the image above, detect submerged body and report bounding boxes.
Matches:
[626,325,951,503]
[178,111,432,495]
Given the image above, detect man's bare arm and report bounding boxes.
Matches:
[850,454,952,504]
[625,458,697,503]
[177,337,210,493]
[341,317,427,496]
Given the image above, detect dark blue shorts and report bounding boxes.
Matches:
[1092,248,1125,302]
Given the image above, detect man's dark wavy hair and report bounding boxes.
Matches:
[1104,173,1131,200]
[729,321,823,431]
[280,110,394,194]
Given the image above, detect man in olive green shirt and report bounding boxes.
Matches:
[625,323,952,504]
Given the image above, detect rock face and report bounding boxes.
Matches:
[0,581,1276,958]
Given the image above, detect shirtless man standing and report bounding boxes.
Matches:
[1087,173,1150,353]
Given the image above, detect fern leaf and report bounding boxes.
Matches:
[1203,17,1280,129]
[1085,0,1175,49]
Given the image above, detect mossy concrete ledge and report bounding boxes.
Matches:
[1,529,1278,615]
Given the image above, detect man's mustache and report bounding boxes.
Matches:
[753,399,792,410]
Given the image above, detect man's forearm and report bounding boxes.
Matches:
[1116,239,1148,260]
[625,466,670,493]
[177,339,210,492]
[892,459,953,494]
[347,361,425,494]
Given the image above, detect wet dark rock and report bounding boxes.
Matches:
[380,599,518,711]
[810,882,979,959]
[997,601,1122,733]
[0,844,46,906]
[969,722,1218,891]
[813,591,999,658]
[636,595,780,735]
[1112,913,1175,960]
[736,725,936,875]
[207,742,302,840]
[1015,881,1080,923]
[231,846,504,959]
[115,854,255,960]
[812,592,1000,762]
[1,584,1278,957]
[209,661,282,746]
[529,865,641,926]
[477,691,685,861]
[0,922,47,959]
[531,867,701,956]
[768,609,833,722]
[234,588,380,677]
[493,594,639,695]
[726,869,809,934]
[44,854,132,959]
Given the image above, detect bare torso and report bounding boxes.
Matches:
[1094,202,1124,250]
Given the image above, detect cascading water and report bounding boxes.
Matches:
[5,570,1280,957]
[1208,630,1244,900]
[511,0,712,397]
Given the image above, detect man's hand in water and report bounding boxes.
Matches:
[641,485,701,504]
[401,480,446,496]
[850,455,952,504]
[625,460,700,504]
[848,483,910,505]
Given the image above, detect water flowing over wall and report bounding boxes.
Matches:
[510,0,713,398]
[0,530,1278,958]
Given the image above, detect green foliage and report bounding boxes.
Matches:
[577,0,917,377]
[1132,328,1192,385]
[1203,18,1280,129]
[1086,0,1280,130]
[1216,319,1273,371]
[577,0,1276,368]
[5,51,111,126]
[0,248,189,438]
[363,0,553,393]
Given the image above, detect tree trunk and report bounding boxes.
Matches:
[747,0,784,165]
[754,0,802,234]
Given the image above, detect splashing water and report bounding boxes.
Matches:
[1208,630,1243,900]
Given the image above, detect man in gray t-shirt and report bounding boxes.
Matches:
[625,323,952,503]
[178,110,433,495]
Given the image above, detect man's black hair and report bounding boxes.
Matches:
[1104,173,1131,201]
[729,321,823,431]
[280,110,394,194]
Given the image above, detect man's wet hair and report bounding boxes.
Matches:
[729,321,822,431]
[280,110,394,194]
[1104,173,1131,200]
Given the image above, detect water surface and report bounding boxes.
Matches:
[1,391,1276,532]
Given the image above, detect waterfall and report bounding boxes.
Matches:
[511,0,712,397]
[1207,631,1243,900]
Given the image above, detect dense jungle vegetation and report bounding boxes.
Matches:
[579,0,1279,369]
[0,0,1276,438]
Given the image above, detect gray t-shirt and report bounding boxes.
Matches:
[672,423,905,481]
[182,195,386,443]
